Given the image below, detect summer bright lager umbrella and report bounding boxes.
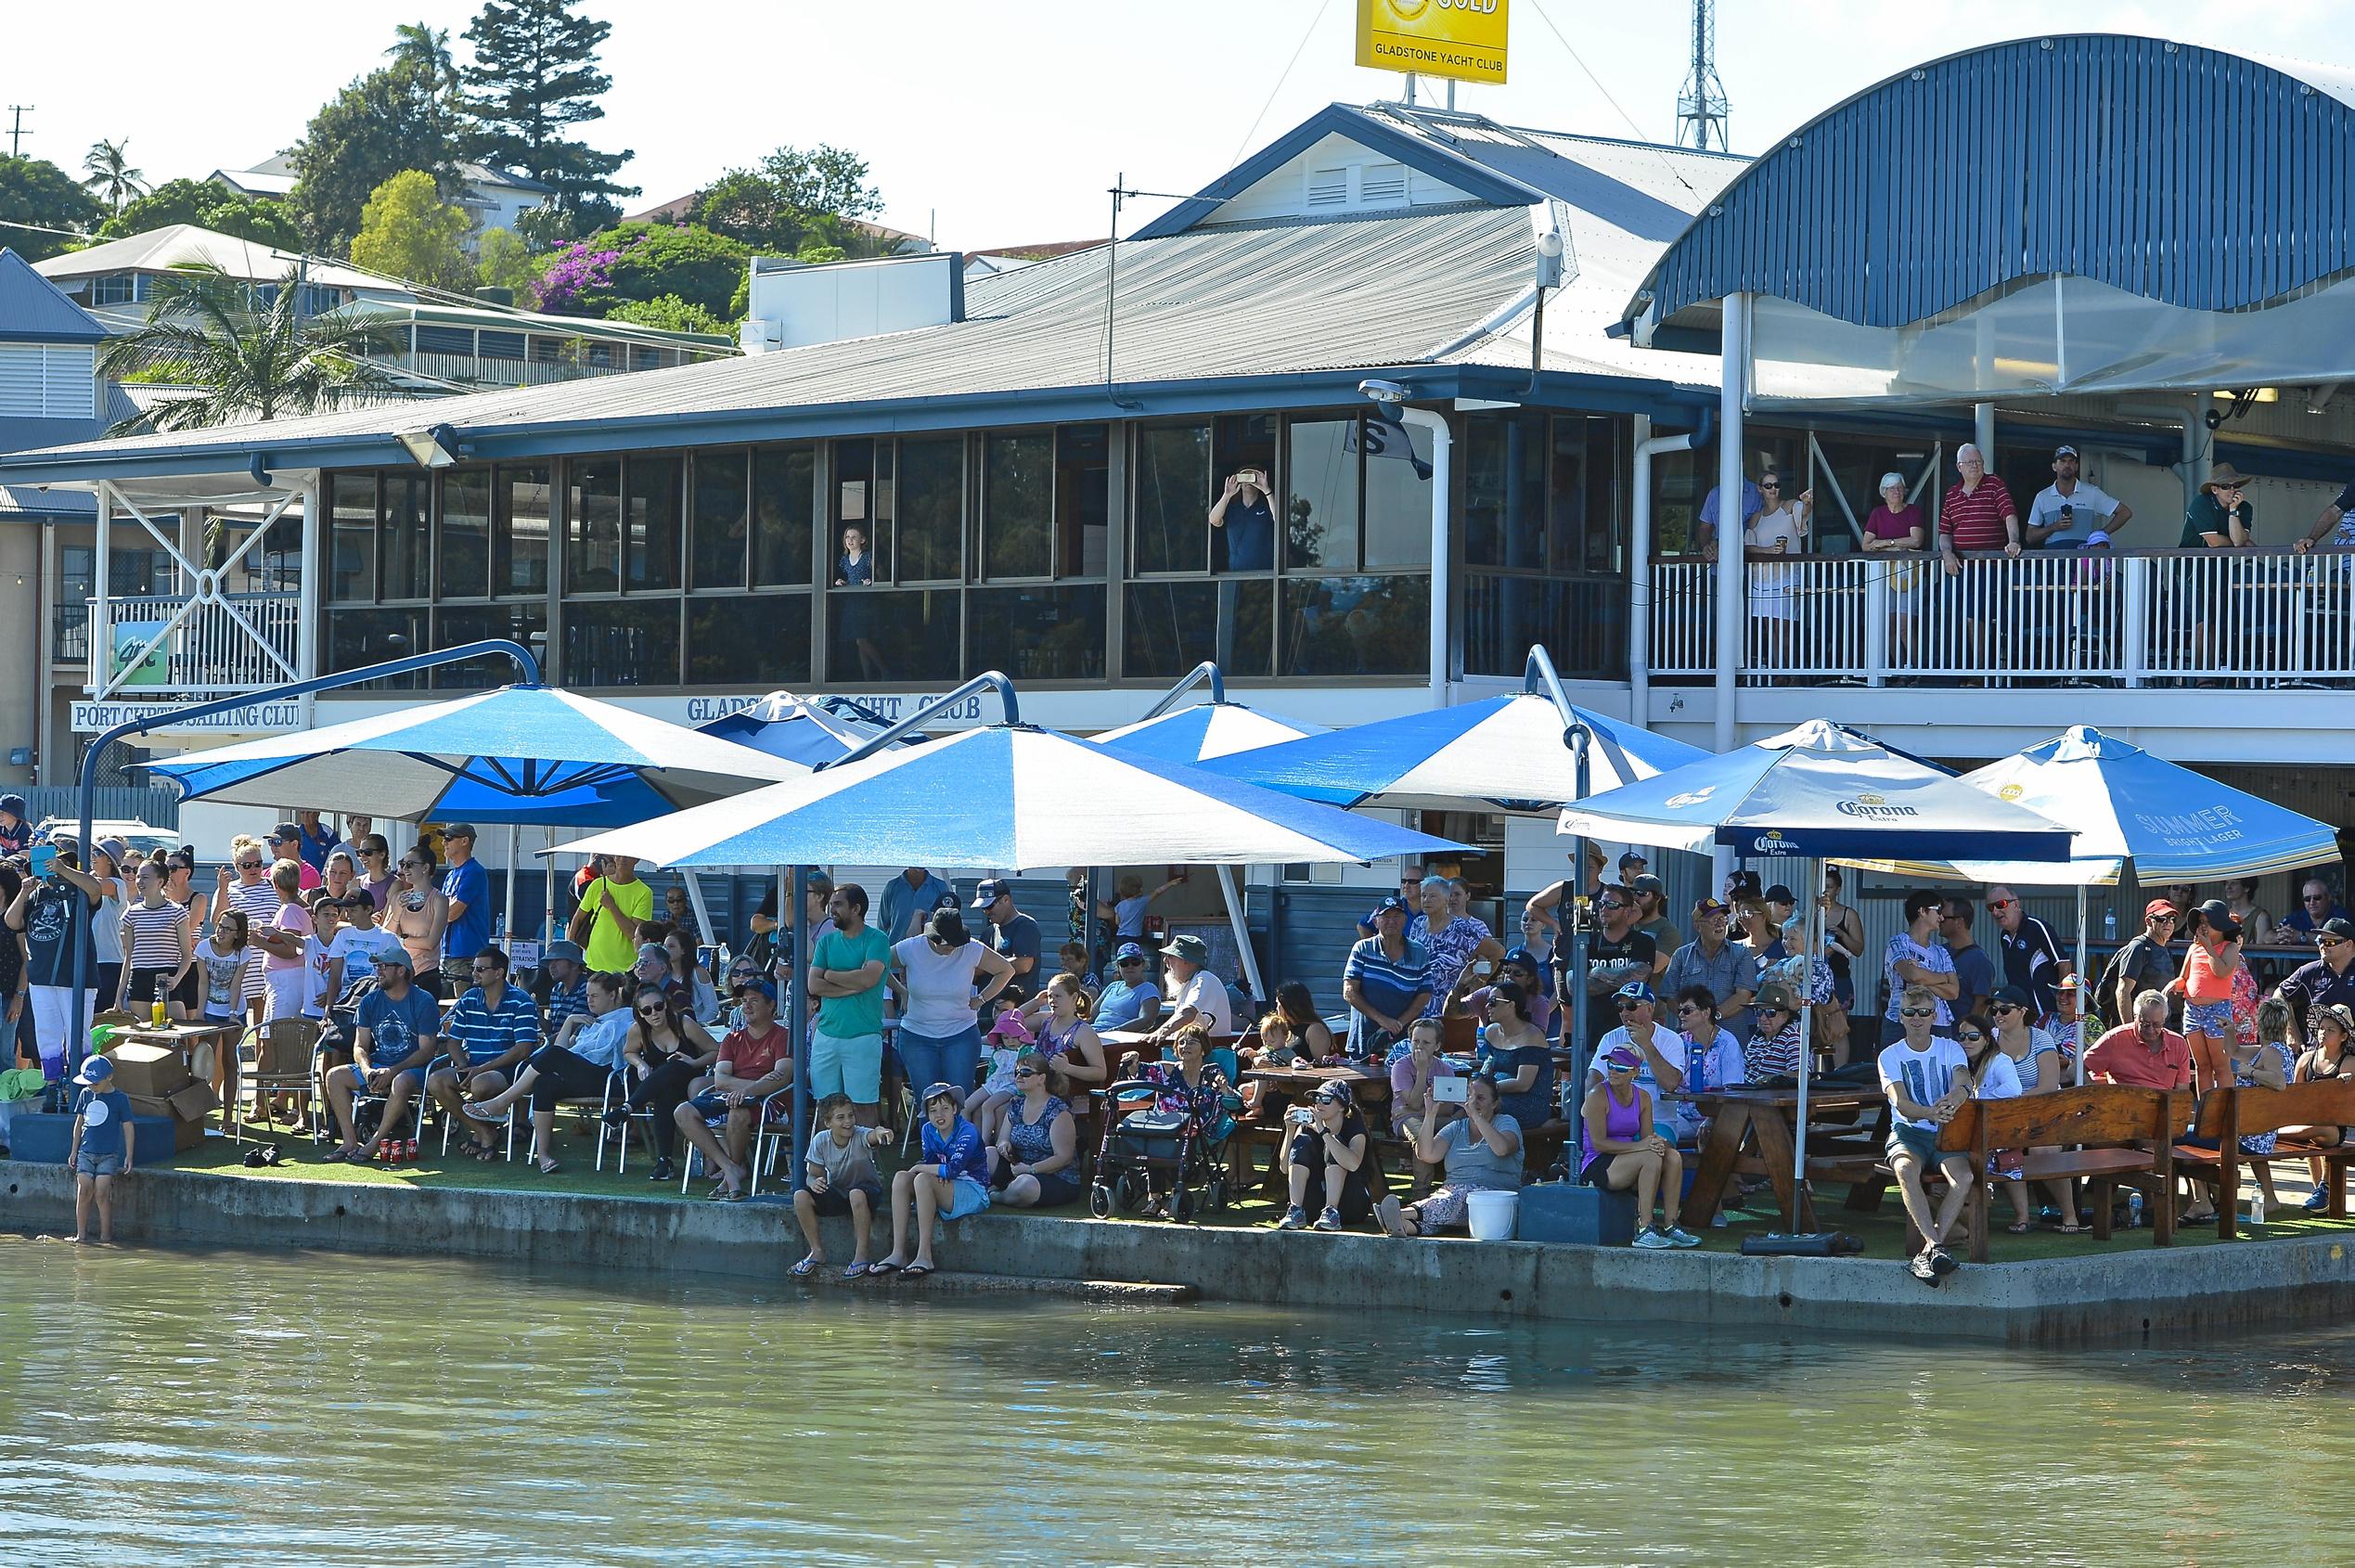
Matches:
[1558,719,2077,1213]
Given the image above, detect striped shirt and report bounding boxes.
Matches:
[444,983,541,1068]
[545,981,590,1033]
[1343,934,1431,1054]
[228,878,282,1001]
[121,900,187,969]
[1937,476,2018,552]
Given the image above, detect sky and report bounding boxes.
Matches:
[6,0,2351,251]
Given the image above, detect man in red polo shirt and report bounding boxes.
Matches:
[1937,443,2023,672]
[2082,989,2192,1090]
[673,980,795,1199]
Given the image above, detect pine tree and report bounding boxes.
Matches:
[458,0,637,225]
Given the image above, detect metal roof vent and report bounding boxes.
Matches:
[1360,161,1409,205]
[1306,167,1349,208]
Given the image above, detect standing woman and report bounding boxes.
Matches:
[1031,971,1108,1110]
[216,835,281,1027]
[355,836,397,911]
[50,837,127,1012]
[254,859,314,1022]
[1859,471,1925,669]
[161,848,209,1020]
[117,858,193,1020]
[1819,868,1865,1014]
[890,906,1014,1106]
[388,848,449,1000]
[2175,906,2242,1096]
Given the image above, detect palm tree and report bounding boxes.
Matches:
[96,263,401,436]
[81,139,148,212]
[386,20,458,91]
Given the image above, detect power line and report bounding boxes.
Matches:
[1231,0,1334,166]
[1526,1,1702,197]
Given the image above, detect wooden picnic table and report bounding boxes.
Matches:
[1233,1063,1392,1199]
[1669,1083,1891,1234]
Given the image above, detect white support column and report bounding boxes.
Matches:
[298,477,322,729]
[92,481,112,699]
[1974,403,1996,471]
[1713,293,1750,884]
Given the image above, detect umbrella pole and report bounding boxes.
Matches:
[1216,865,1265,1008]
[2075,882,2091,1086]
[787,865,808,1194]
[1794,858,1824,1215]
[543,829,554,945]
[682,872,718,960]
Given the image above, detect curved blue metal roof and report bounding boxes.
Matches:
[1622,35,2355,333]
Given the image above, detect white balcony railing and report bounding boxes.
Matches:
[87,592,302,697]
[1650,549,2355,687]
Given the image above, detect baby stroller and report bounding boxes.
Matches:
[1089,1077,1239,1221]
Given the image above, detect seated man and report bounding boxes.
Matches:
[464,968,636,1174]
[431,945,543,1157]
[1879,983,1974,1285]
[321,948,441,1161]
[673,979,796,1201]
[1375,1073,1524,1238]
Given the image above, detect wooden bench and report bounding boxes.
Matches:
[2174,1079,2355,1239]
[1913,1086,2181,1263]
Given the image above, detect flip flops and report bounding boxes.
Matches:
[791,1255,822,1278]
[866,1261,903,1277]
[841,1262,870,1279]
[901,1262,934,1279]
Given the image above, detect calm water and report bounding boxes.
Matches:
[2,1238,2350,1566]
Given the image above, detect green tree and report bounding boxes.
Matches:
[350,170,473,291]
[459,0,636,224]
[385,19,459,91]
[81,139,148,213]
[473,225,537,294]
[0,156,102,261]
[604,293,729,336]
[289,58,459,251]
[97,178,302,248]
[687,144,885,256]
[95,263,399,434]
[567,221,746,318]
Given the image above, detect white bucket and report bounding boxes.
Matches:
[1465,1189,1519,1241]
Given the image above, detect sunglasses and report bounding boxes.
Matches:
[1013,1067,1040,1079]
[1901,1008,1937,1019]
[1676,1004,1705,1016]
[2320,937,2349,949]
[1958,1032,1987,1044]
[237,859,264,870]
[471,964,499,973]
[1988,899,2015,911]
[1119,958,1144,967]
[1615,1000,1646,1011]
[636,1005,665,1018]
[2307,894,2334,904]
[1992,1002,2023,1014]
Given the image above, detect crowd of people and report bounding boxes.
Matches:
[9,799,2354,1275]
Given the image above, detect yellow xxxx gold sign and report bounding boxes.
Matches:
[1355,0,1509,86]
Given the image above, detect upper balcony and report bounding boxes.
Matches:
[84,591,300,698]
[1649,548,2355,689]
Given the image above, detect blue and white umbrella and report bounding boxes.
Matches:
[694,691,907,769]
[1203,691,1706,812]
[147,685,808,828]
[1090,700,1324,765]
[553,723,1458,871]
[1556,719,2075,864]
[1845,725,2341,886]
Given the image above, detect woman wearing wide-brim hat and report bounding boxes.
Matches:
[2180,462,2257,548]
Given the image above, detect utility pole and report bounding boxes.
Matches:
[1674,3,1730,151]
[6,106,32,158]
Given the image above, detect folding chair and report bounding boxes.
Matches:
[680,1089,794,1196]
[432,1050,518,1162]
[597,1073,657,1174]
[234,1017,322,1142]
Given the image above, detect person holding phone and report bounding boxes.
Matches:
[1376,1073,1522,1239]
[1209,467,1276,572]
[1274,1079,1373,1231]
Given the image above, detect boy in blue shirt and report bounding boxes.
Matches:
[68,1054,135,1244]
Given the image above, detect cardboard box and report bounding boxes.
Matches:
[127,1082,217,1152]
[104,1041,196,1099]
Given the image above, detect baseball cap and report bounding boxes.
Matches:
[741,979,779,1002]
[1992,984,2033,1009]
[1313,1080,1355,1105]
[803,870,833,892]
[2053,443,2078,458]
[1501,945,1541,974]
[2318,918,2355,942]
[1113,941,1148,963]
[2143,898,2178,919]
[1165,932,1210,965]
[74,1055,115,1086]
[1613,980,1656,1004]
[1618,851,1647,868]
[542,940,585,968]
[1369,894,1408,920]
[371,946,414,970]
[1693,896,1730,918]
[271,821,302,842]
[442,822,478,842]
[0,792,25,819]
[1603,1046,1641,1070]
[1755,980,1798,1013]
[1764,884,1795,906]
[1629,874,1665,895]
[972,878,1012,907]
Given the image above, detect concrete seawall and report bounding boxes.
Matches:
[9,1160,2353,1344]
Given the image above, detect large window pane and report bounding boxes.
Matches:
[831,438,890,583]
[1463,414,1548,570]
[689,594,811,686]
[495,464,551,597]
[1281,574,1428,676]
[753,445,815,586]
[1132,423,1209,573]
[1122,580,1274,678]
[895,437,963,582]
[1463,574,1628,679]
[435,603,547,688]
[968,585,1104,680]
[380,474,431,600]
[1551,416,1624,575]
[1284,418,1359,572]
[328,608,423,689]
[565,598,680,687]
[567,458,622,592]
[624,455,682,591]
[437,468,491,598]
[329,473,375,603]
[1056,424,1110,577]
[1362,416,1435,568]
[982,431,1052,579]
[828,587,959,685]
[690,450,749,589]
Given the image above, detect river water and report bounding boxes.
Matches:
[2,1239,2349,1565]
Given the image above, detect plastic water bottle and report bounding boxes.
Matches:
[2127,1191,2143,1228]
[2104,909,2117,942]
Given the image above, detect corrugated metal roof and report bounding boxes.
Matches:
[1,206,1552,473]
[0,249,109,344]
[0,481,94,517]
[1628,34,2355,332]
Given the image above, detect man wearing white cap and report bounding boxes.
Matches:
[2027,445,2130,548]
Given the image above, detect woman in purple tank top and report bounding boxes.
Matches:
[1580,1046,1697,1249]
